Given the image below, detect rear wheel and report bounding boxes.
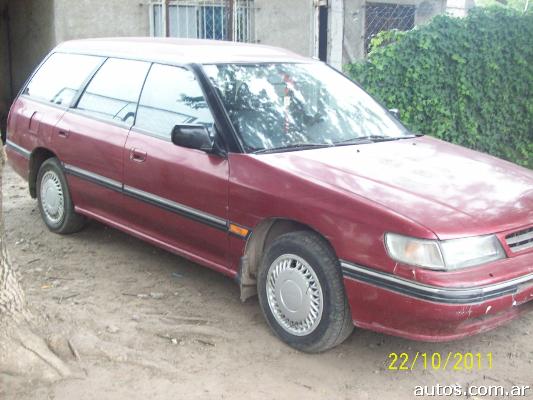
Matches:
[36,158,86,234]
[257,231,354,352]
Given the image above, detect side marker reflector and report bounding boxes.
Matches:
[229,224,249,237]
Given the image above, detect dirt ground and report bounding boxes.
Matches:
[1,163,532,400]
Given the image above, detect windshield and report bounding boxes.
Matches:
[203,63,411,153]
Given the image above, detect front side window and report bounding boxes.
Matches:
[24,53,103,106]
[204,63,411,152]
[135,64,214,139]
[76,58,151,125]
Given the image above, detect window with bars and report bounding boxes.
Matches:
[150,0,255,42]
[364,3,415,53]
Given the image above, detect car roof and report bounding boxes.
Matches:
[55,37,314,65]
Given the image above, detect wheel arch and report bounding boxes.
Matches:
[238,217,337,302]
[29,147,57,198]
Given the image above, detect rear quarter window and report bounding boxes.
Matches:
[24,53,104,107]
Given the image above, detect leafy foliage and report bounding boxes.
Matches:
[345,7,533,168]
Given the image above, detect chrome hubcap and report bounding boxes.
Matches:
[40,170,64,224]
[266,254,323,336]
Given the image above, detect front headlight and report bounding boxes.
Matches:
[385,233,505,271]
[439,235,506,270]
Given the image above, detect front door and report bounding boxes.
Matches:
[122,63,229,270]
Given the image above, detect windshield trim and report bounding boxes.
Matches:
[195,63,246,153]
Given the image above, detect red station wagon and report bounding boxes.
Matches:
[5,38,533,352]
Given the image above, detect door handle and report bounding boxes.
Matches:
[58,130,69,138]
[130,148,147,163]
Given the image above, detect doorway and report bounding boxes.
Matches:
[318,4,328,62]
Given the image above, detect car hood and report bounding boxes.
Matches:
[254,136,533,239]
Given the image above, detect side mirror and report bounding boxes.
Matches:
[389,108,400,119]
[171,124,213,152]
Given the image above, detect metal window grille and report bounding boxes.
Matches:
[149,0,255,42]
[364,3,415,54]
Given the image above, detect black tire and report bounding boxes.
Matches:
[257,231,354,353]
[36,158,86,234]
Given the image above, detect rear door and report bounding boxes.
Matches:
[122,64,230,269]
[7,53,103,175]
[53,58,151,222]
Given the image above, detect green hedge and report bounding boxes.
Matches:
[345,7,533,168]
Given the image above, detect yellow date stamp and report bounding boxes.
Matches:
[387,352,493,371]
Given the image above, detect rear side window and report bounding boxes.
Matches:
[24,53,103,106]
[76,58,150,125]
[135,64,214,139]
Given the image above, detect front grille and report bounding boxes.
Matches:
[506,227,533,253]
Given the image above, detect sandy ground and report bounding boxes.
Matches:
[1,163,532,400]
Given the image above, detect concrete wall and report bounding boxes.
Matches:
[343,0,366,62]
[8,0,55,96]
[415,0,447,24]
[328,0,344,69]
[254,0,315,57]
[0,1,9,101]
[53,0,149,42]
[254,0,446,66]
[0,0,55,138]
[343,0,446,64]
[446,0,475,17]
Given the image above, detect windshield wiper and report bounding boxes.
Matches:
[334,135,417,146]
[251,134,419,154]
[252,143,333,154]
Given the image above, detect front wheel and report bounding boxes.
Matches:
[36,158,86,234]
[257,231,354,353]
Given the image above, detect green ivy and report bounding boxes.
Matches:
[345,7,533,168]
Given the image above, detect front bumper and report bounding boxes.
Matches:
[341,260,533,341]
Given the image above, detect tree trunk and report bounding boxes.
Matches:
[0,148,70,381]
